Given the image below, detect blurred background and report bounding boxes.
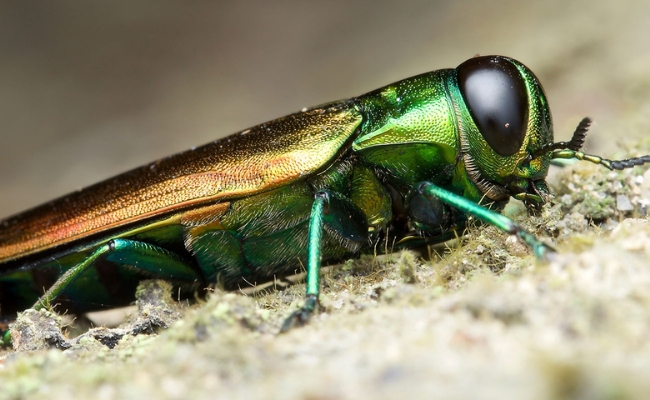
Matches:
[1,0,649,218]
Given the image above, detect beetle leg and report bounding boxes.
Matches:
[405,184,454,235]
[281,190,367,332]
[415,182,555,259]
[280,192,326,332]
[186,229,246,285]
[33,239,199,311]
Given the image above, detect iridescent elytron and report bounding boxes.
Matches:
[1,56,648,338]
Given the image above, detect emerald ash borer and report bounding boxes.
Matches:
[1,55,648,342]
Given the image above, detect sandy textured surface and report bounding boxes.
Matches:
[2,1,650,399]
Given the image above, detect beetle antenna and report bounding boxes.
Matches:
[552,151,650,171]
[530,117,650,170]
[532,117,592,158]
[543,117,650,170]
[564,117,591,151]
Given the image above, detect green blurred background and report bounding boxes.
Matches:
[1,0,649,217]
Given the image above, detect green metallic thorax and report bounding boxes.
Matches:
[353,69,482,202]
[353,59,554,206]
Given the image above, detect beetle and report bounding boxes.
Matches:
[1,55,648,341]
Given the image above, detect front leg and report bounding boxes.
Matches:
[413,181,554,259]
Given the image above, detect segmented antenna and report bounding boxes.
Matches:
[606,155,650,170]
[532,117,592,158]
[564,117,591,151]
[544,117,650,171]
[552,151,650,171]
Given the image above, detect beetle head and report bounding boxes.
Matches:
[453,55,554,209]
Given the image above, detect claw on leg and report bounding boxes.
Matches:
[280,294,319,333]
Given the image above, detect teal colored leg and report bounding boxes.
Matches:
[306,193,326,298]
[33,238,199,311]
[281,192,327,332]
[417,182,554,259]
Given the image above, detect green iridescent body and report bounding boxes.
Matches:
[1,56,647,341]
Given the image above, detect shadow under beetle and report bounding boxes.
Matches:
[1,55,648,342]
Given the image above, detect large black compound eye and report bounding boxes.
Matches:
[457,56,529,157]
